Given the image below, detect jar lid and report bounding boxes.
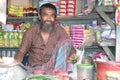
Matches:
[77,64,93,68]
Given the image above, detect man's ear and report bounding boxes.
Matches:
[38,13,41,20]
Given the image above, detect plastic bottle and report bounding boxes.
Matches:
[3,30,10,47]
[0,26,3,47]
[14,30,19,47]
[18,30,24,46]
[9,31,14,47]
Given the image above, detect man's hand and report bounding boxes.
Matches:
[69,54,79,64]
[68,47,78,63]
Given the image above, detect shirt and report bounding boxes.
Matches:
[15,24,70,66]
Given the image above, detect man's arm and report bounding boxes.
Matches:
[14,51,25,63]
[14,28,33,63]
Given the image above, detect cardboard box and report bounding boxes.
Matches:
[58,0,82,16]
[75,0,82,15]
[8,0,33,7]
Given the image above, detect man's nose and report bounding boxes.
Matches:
[47,16,52,20]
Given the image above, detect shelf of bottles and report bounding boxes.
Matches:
[0,29,25,48]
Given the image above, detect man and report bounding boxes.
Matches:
[14,3,76,74]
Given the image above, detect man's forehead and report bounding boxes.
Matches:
[42,7,55,12]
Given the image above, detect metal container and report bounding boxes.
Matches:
[82,56,93,65]
[77,64,94,80]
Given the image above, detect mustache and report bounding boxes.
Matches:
[40,20,54,32]
[43,20,53,23]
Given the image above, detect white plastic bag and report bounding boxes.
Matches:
[0,62,27,80]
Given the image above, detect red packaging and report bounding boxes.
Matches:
[67,12,75,16]
[96,61,120,80]
[50,2,58,6]
[59,4,67,8]
[59,12,67,16]
[59,8,67,13]
[67,4,76,8]
[68,0,76,4]
[54,70,69,80]
[59,0,67,5]
[67,8,75,13]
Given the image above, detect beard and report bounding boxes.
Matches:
[40,20,55,32]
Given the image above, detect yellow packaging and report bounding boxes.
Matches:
[106,71,120,80]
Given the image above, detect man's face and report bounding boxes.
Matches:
[39,7,56,32]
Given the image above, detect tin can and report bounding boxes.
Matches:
[77,64,94,80]
[82,56,93,65]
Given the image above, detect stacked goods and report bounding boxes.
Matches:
[59,0,81,16]
[84,29,95,46]
[20,23,32,30]
[0,22,31,47]
[8,6,38,17]
[62,24,71,36]
[0,30,25,47]
[59,0,67,16]
[71,25,85,48]
[6,22,32,30]
[23,6,38,17]
[39,0,81,16]
[103,0,113,6]
[8,0,33,7]
[7,0,35,17]
[67,0,76,16]
[116,2,120,26]
[8,5,23,17]
[39,1,59,15]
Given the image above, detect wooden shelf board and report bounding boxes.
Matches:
[7,13,99,20]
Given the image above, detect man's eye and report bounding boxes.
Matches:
[51,14,55,17]
[42,14,47,16]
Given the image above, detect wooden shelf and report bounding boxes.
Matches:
[7,13,100,21]
[0,47,18,49]
[100,6,115,12]
[57,13,99,20]
[7,16,38,20]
